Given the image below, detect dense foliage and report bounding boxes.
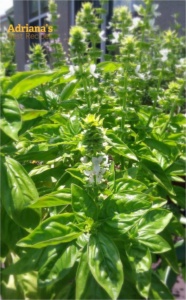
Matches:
[0,0,185,299]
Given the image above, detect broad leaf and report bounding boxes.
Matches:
[102,192,151,218]
[97,61,121,72]
[149,272,174,299]
[30,188,71,208]
[60,80,78,101]
[161,231,179,273]
[71,184,97,222]
[67,168,86,184]
[4,70,41,92]
[138,234,171,253]
[76,248,110,300]
[21,109,48,121]
[17,213,82,248]
[76,249,90,300]
[9,72,57,98]
[39,242,80,286]
[142,159,175,196]
[138,209,173,234]
[88,233,124,300]
[0,95,22,141]
[1,157,40,230]
[126,243,152,298]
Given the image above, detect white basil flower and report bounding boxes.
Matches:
[129,17,141,31]
[99,30,107,42]
[151,4,161,17]
[90,64,99,78]
[149,19,155,29]
[96,174,102,184]
[160,49,170,62]
[80,156,88,163]
[84,170,92,176]
[106,22,112,29]
[135,65,150,80]
[133,4,141,13]
[46,13,52,22]
[111,32,120,44]
[65,65,79,79]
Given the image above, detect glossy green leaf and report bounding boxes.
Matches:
[102,193,151,217]
[142,159,175,196]
[66,168,86,184]
[60,80,78,101]
[1,157,40,230]
[88,233,124,300]
[1,208,27,250]
[170,186,185,209]
[3,70,41,92]
[138,234,171,253]
[39,242,80,286]
[30,188,71,208]
[126,243,151,298]
[144,138,172,156]
[76,249,90,300]
[17,213,82,248]
[138,209,173,234]
[76,248,109,300]
[3,249,43,275]
[0,95,22,141]
[104,214,140,235]
[9,72,57,98]
[160,231,179,273]
[115,178,147,193]
[97,61,121,72]
[149,272,174,299]
[165,158,186,176]
[71,184,97,222]
[21,109,48,121]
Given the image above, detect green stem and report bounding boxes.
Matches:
[146,71,162,127]
[121,68,128,141]
[161,103,175,136]
[40,84,48,108]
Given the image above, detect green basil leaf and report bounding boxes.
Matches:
[71,184,97,222]
[138,234,171,253]
[75,248,90,300]
[102,193,151,218]
[3,249,43,275]
[149,272,174,299]
[88,232,124,300]
[160,231,179,274]
[97,61,121,72]
[142,159,175,196]
[4,70,41,93]
[138,209,173,234]
[1,157,40,230]
[0,95,22,141]
[104,214,140,235]
[30,188,71,208]
[67,169,86,184]
[21,109,48,121]
[76,248,109,300]
[9,72,58,98]
[17,213,82,248]
[170,186,185,209]
[106,131,138,161]
[126,243,151,298]
[39,242,80,286]
[60,80,78,101]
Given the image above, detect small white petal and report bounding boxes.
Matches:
[80,156,88,163]
[84,170,92,176]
